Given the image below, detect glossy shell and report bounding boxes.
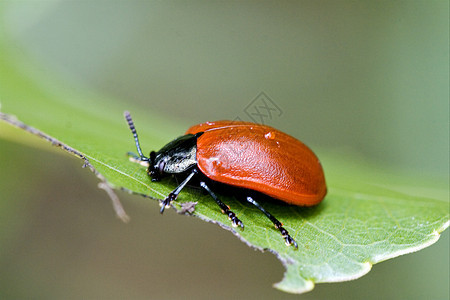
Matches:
[186,121,327,206]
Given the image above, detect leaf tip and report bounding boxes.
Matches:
[273,277,315,294]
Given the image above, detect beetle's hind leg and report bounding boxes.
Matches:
[245,196,298,249]
[199,181,244,229]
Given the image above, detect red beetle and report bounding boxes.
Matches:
[124,111,327,248]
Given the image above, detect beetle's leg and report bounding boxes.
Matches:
[127,152,150,167]
[160,169,197,214]
[199,181,244,229]
[245,196,298,249]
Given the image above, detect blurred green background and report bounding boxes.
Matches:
[0,1,448,299]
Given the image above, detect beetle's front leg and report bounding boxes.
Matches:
[159,169,197,214]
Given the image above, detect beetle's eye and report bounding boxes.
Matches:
[158,161,166,174]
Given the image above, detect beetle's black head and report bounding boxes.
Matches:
[148,133,201,181]
[148,151,158,180]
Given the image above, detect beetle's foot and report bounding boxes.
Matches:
[279,226,298,249]
[160,193,176,214]
[127,152,150,167]
[227,211,244,229]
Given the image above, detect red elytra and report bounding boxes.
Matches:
[186,120,327,206]
[124,111,327,248]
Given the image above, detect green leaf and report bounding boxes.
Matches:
[0,8,448,295]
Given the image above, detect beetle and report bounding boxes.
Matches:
[124,111,326,248]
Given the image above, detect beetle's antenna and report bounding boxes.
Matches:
[124,111,149,161]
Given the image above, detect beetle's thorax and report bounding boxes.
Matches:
[153,146,197,175]
[148,133,202,181]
